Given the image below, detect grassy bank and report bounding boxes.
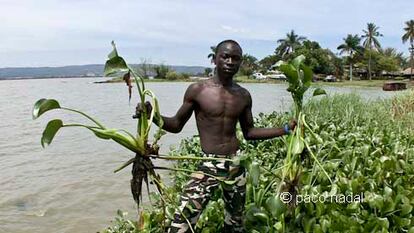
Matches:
[315,79,414,89]
[103,91,414,233]
[96,77,191,83]
[97,75,286,84]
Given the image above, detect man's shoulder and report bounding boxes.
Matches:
[187,78,216,90]
[184,80,209,98]
[232,83,251,98]
[187,79,209,91]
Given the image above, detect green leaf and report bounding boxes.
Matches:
[279,64,299,87]
[104,57,129,77]
[274,60,285,67]
[396,217,411,227]
[108,41,119,59]
[301,64,313,88]
[320,219,331,232]
[291,136,305,155]
[313,88,327,96]
[41,119,63,148]
[255,188,265,205]
[234,154,251,168]
[249,162,260,186]
[292,55,306,69]
[265,195,286,218]
[104,41,129,77]
[313,224,323,233]
[303,217,316,233]
[32,99,61,119]
[252,212,269,224]
[401,204,413,215]
[244,204,259,222]
[377,217,389,229]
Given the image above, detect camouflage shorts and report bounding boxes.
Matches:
[168,151,246,233]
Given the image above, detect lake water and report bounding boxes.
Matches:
[0,78,397,233]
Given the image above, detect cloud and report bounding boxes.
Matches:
[0,0,413,67]
[220,25,247,34]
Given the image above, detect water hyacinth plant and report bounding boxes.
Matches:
[241,55,330,232]
[32,42,167,210]
[32,42,235,231]
[275,55,330,212]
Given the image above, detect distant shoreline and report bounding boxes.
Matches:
[97,77,414,89]
[2,75,412,90]
[0,76,100,81]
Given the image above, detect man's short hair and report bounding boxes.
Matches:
[215,40,243,55]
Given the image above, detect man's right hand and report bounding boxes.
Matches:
[132,101,153,119]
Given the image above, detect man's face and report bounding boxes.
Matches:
[214,42,242,77]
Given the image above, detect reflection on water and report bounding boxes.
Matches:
[0,78,397,233]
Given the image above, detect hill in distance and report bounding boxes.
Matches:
[0,64,209,80]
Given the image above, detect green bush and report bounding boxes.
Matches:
[165,71,179,80]
[154,64,170,79]
[179,73,190,80]
[165,71,190,80]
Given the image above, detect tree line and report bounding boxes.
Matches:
[135,20,413,81]
[134,58,192,80]
[208,20,414,81]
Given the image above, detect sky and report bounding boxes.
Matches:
[0,0,413,68]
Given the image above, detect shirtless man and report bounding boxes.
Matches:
[137,40,295,232]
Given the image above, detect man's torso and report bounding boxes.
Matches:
[191,79,249,155]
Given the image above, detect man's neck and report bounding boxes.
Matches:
[213,74,234,87]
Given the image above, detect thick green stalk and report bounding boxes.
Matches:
[114,155,232,173]
[304,140,333,184]
[62,124,141,153]
[128,68,147,139]
[277,128,295,193]
[61,107,105,129]
[153,166,233,183]
[148,154,233,162]
[129,67,146,95]
[62,124,99,129]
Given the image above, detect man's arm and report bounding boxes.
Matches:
[239,92,290,140]
[154,83,198,133]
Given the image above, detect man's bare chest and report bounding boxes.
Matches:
[195,88,246,118]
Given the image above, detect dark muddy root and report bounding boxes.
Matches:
[131,154,148,208]
[281,169,302,208]
[131,151,163,209]
[300,147,311,166]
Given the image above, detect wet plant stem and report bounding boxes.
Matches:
[61,107,105,129]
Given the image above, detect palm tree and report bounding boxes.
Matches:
[402,20,414,79]
[275,30,306,58]
[380,47,406,68]
[362,23,383,80]
[240,54,258,76]
[207,46,217,64]
[337,34,364,81]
